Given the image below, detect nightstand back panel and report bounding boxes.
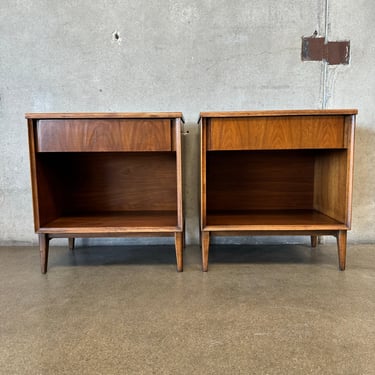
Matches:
[206,151,315,211]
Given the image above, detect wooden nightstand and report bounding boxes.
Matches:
[199,110,357,271]
[27,112,184,273]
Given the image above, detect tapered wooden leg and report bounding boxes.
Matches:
[202,231,210,272]
[174,232,183,272]
[68,238,75,251]
[39,234,50,274]
[311,235,318,248]
[336,230,347,271]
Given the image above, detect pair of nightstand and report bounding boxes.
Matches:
[27,110,356,273]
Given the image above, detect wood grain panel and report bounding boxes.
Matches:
[39,211,178,234]
[36,119,172,152]
[199,109,357,120]
[27,119,41,230]
[205,210,346,230]
[61,152,178,212]
[208,116,346,150]
[200,117,208,228]
[206,151,315,211]
[313,150,348,224]
[35,154,69,230]
[174,118,184,228]
[27,112,184,120]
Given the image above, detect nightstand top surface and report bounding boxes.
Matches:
[26,112,185,122]
[198,109,357,122]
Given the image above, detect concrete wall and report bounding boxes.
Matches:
[0,0,374,245]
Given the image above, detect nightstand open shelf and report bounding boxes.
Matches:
[205,210,346,230]
[38,211,179,234]
[200,110,357,271]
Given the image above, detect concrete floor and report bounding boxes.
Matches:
[0,243,374,374]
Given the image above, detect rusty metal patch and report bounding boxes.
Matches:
[301,36,350,65]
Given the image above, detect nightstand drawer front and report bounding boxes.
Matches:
[36,119,172,152]
[208,116,346,150]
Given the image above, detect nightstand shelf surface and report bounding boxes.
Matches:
[39,211,179,234]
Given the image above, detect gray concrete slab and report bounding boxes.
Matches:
[0,244,374,374]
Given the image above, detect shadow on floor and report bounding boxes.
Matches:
[46,243,337,270]
[208,244,334,265]
[49,245,178,269]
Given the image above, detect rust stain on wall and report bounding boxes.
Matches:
[301,36,350,65]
